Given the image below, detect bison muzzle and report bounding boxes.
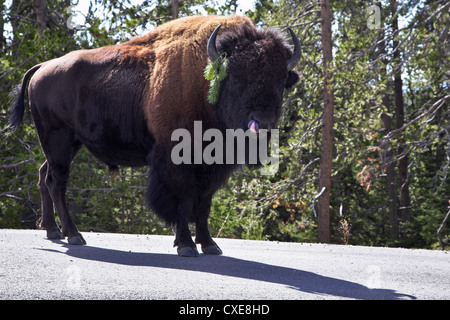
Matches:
[7,15,300,257]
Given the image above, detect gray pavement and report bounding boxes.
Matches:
[0,229,448,300]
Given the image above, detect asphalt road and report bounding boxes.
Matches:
[0,229,448,300]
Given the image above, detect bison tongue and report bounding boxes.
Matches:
[248,120,259,133]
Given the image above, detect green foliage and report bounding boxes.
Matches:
[204,55,229,104]
[208,0,449,248]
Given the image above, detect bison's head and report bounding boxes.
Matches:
[206,24,300,133]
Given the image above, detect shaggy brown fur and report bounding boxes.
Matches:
[137,15,254,144]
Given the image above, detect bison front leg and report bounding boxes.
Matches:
[172,198,198,257]
[195,219,222,255]
[147,163,199,257]
[174,219,199,257]
[195,195,222,255]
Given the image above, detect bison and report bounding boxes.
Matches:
[8,15,300,256]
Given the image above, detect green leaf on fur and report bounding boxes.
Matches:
[204,54,229,104]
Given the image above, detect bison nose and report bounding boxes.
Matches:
[248,114,276,133]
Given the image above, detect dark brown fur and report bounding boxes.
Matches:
[8,15,299,255]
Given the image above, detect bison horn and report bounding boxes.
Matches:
[207,24,222,61]
[287,27,301,71]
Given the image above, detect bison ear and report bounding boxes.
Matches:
[286,71,299,89]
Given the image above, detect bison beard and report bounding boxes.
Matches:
[8,15,300,257]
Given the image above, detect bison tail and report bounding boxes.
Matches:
[6,63,43,135]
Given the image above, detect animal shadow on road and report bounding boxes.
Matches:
[44,240,416,300]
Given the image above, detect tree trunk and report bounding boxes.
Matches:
[0,0,4,52]
[318,0,334,243]
[34,0,47,37]
[377,3,398,239]
[10,0,20,54]
[382,107,398,239]
[391,0,411,230]
[172,0,179,20]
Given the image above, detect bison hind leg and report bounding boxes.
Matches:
[38,161,63,240]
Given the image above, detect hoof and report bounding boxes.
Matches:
[201,244,223,255]
[47,230,63,240]
[68,234,87,245]
[177,246,200,257]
